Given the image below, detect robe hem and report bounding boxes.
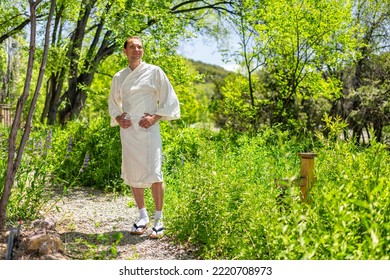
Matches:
[122,178,164,189]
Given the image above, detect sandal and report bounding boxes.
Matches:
[150,221,164,239]
[130,219,149,235]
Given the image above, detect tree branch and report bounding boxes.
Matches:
[0,18,30,44]
[171,0,236,15]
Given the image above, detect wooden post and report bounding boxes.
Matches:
[0,104,12,126]
[297,152,317,203]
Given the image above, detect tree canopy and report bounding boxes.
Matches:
[0,0,389,137]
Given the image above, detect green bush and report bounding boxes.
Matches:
[50,116,124,191]
[1,127,57,222]
[2,121,389,260]
[163,127,390,260]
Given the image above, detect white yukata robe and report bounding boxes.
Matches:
[108,62,180,188]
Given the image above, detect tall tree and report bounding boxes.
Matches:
[0,1,28,103]
[254,0,357,129]
[40,1,67,123]
[216,0,358,131]
[0,38,21,103]
[226,0,265,108]
[0,0,55,231]
[344,0,390,142]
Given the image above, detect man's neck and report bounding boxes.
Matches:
[129,60,142,70]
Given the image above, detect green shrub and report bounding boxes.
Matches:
[51,116,124,191]
[163,127,390,260]
[2,127,57,222]
[2,121,389,260]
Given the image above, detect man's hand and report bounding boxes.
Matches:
[139,113,161,129]
[116,113,132,129]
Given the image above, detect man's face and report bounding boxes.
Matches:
[123,38,144,62]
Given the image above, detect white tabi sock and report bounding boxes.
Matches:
[138,208,149,225]
[154,210,163,221]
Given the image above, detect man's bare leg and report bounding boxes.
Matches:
[131,187,146,209]
[151,182,164,211]
[130,187,148,234]
[150,182,165,238]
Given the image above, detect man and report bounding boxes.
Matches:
[108,36,180,239]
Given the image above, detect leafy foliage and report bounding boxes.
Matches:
[49,117,124,191]
[163,126,390,260]
[213,73,258,131]
[1,127,56,222]
[2,117,390,260]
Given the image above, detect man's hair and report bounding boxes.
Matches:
[124,36,143,49]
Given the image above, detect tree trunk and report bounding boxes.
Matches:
[0,0,54,231]
[0,0,39,231]
[373,120,383,142]
[58,2,114,125]
[1,39,17,102]
[0,55,5,102]
[41,3,65,124]
[58,36,116,124]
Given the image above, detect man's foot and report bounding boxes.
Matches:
[130,217,149,235]
[150,220,164,239]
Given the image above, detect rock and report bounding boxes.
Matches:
[27,233,65,255]
[32,218,57,231]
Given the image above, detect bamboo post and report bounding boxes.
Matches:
[0,104,12,126]
[297,152,317,203]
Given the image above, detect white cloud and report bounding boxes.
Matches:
[222,63,241,72]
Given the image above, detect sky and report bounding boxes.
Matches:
[177,34,240,72]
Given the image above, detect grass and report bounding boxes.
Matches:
[162,127,390,260]
[1,118,389,260]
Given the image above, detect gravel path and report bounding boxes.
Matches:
[1,186,197,260]
[47,186,197,260]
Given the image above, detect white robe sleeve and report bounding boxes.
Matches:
[108,74,123,127]
[154,67,180,121]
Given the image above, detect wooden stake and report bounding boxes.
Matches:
[297,152,317,203]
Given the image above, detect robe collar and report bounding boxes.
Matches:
[128,61,145,72]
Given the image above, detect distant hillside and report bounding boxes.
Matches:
[184,58,233,84]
